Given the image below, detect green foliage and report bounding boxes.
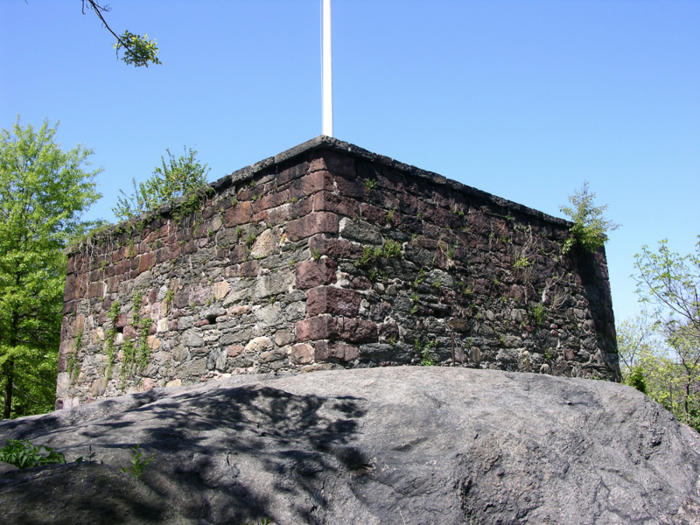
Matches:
[104,300,121,380]
[114,31,161,67]
[0,118,101,419]
[559,181,620,254]
[382,240,402,259]
[112,147,209,221]
[618,313,700,432]
[633,237,699,341]
[514,256,531,269]
[530,304,545,326]
[0,439,66,469]
[83,0,161,67]
[355,246,374,268]
[416,339,437,366]
[625,366,648,394]
[311,248,322,261]
[121,444,154,478]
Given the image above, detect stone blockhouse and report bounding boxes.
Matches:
[57,136,620,408]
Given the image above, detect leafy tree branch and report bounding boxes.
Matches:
[82,0,161,67]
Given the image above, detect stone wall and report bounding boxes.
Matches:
[57,136,620,408]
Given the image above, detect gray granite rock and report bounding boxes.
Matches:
[1,367,698,524]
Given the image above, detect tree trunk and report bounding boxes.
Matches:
[2,358,14,419]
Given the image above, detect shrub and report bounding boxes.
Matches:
[0,439,66,469]
[560,181,620,254]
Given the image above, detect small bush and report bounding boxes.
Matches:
[0,439,66,469]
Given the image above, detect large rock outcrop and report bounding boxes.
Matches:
[1,367,698,524]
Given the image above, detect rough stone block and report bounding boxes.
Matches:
[275,329,294,347]
[290,343,314,365]
[340,318,378,344]
[286,212,339,241]
[310,150,355,177]
[314,340,359,362]
[250,229,279,258]
[227,345,244,357]
[308,234,363,259]
[306,287,361,317]
[224,201,253,227]
[239,260,260,278]
[90,378,107,397]
[296,259,338,289]
[313,191,360,218]
[245,336,272,353]
[339,217,383,245]
[296,315,336,342]
[290,170,334,199]
[212,281,230,301]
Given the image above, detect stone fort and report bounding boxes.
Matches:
[56,136,620,408]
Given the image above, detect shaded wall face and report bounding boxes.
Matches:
[58,148,620,407]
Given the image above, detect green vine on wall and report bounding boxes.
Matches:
[119,291,154,387]
[67,330,83,382]
[105,300,121,379]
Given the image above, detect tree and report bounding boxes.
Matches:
[82,0,161,67]
[633,237,700,341]
[0,118,101,419]
[559,181,620,254]
[618,238,700,432]
[112,147,210,221]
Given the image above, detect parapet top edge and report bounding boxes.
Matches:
[67,135,570,255]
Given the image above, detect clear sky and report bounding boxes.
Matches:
[2,0,698,325]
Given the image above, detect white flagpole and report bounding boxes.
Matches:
[322,0,333,137]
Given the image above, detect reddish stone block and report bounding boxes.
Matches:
[359,203,388,224]
[306,286,361,317]
[350,276,372,290]
[87,282,104,300]
[314,340,359,362]
[289,196,314,219]
[254,189,290,212]
[313,191,360,218]
[308,234,363,259]
[230,244,248,264]
[290,170,334,199]
[296,258,338,289]
[224,201,253,227]
[63,301,77,316]
[64,274,77,300]
[116,313,128,329]
[309,150,355,177]
[124,325,139,340]
[268,205,292,225]
[296,315,337,342]
[106,277,119,294]
[66,256,76,275]
[252,210,269,223]
[194,319,210,327]
[334,172,365,199]
[340,318,378,343]
[295,315,377,344]
[286,212,339,241]
[139,252,156,273]
[183,240,197,255]
[277,161,309,186]
[239,260,260,278]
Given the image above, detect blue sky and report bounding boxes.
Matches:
[2,0,698,324]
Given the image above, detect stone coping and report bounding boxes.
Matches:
[68,135,570,254]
